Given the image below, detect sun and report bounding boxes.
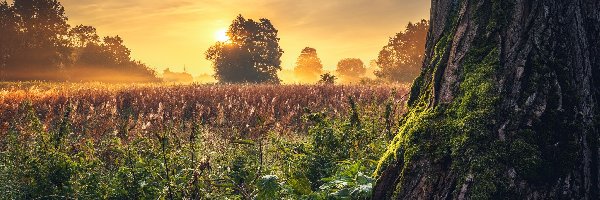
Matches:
[215,29,230,42]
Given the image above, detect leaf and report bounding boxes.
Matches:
[288,176,312,195]
[355,172,373,185]
[213,183,234,188]
[231,139,255,145]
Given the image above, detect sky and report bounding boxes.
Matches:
[54,0,431,76]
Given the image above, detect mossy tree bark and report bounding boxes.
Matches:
[373,0,600,199]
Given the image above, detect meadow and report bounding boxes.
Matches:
[0,82,408,199]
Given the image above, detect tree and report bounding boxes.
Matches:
[375,20,428,83]
[75,42,109,67]
[74,36,129,68]
[72,35,158,82]
[294,47,323,83]
[6,0,71,80]
[68,24,101,71]
[374,0,600,199]
[206,15,284,84]
[0,1,158,82]
[0,1,18,80]
[102,36,132,66]
[69,25,100,48]
[336,58,366,84]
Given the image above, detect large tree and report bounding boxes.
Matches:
[206,15,284,84]
[374,0,600,199]
[375,20,429,83]
[5,0,71,80]
[294,47,323,83]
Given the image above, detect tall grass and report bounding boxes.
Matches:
[0,83,408,199]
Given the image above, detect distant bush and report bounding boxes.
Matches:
[319,72,337,85]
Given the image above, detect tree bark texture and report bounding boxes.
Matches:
[373,0,600,199]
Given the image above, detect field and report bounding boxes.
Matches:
[0,82,408,199]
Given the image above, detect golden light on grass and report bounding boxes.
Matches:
[215,29,230,42]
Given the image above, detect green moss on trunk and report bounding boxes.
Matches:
[375,1,524,198]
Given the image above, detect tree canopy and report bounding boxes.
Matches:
[70,25,100,48]
[336,58,366,84]
[294,47,323,83]
[0,0,159,82]
[3,0,71,80]
[206,15,284,84]
[375,20,429,83]
[72,35,158,82]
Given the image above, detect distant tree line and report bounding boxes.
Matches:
[0,0,159,82]
[163,68,193,83]
[1,0,428,85]
[207,15,429,85]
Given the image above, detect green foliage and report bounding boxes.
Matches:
[319,162,374,200]
[0,84,404,199]
[256,175,283,199]
[272,97,393,198]
[1,103,77,199]
[228,152,258,198]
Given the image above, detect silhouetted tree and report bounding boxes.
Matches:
[127,60,159,82]
[0,1,159,82]
[69,24,102,69]
[5,0,72,80]
[75,43,108,67]
[0,1,18,80]
[375,20,429,83]
[102,36,132,66]
[74,36,128,68]
[72,35,158,82]
[69,25,100,48]
[206,15,284,84]
[336,58,366,84]
[294,47,323,83]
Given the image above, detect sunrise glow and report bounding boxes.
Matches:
[215,29,230,42]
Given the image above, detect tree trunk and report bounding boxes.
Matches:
[373,0,600,199]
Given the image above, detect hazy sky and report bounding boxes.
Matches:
[55,0,430,76]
